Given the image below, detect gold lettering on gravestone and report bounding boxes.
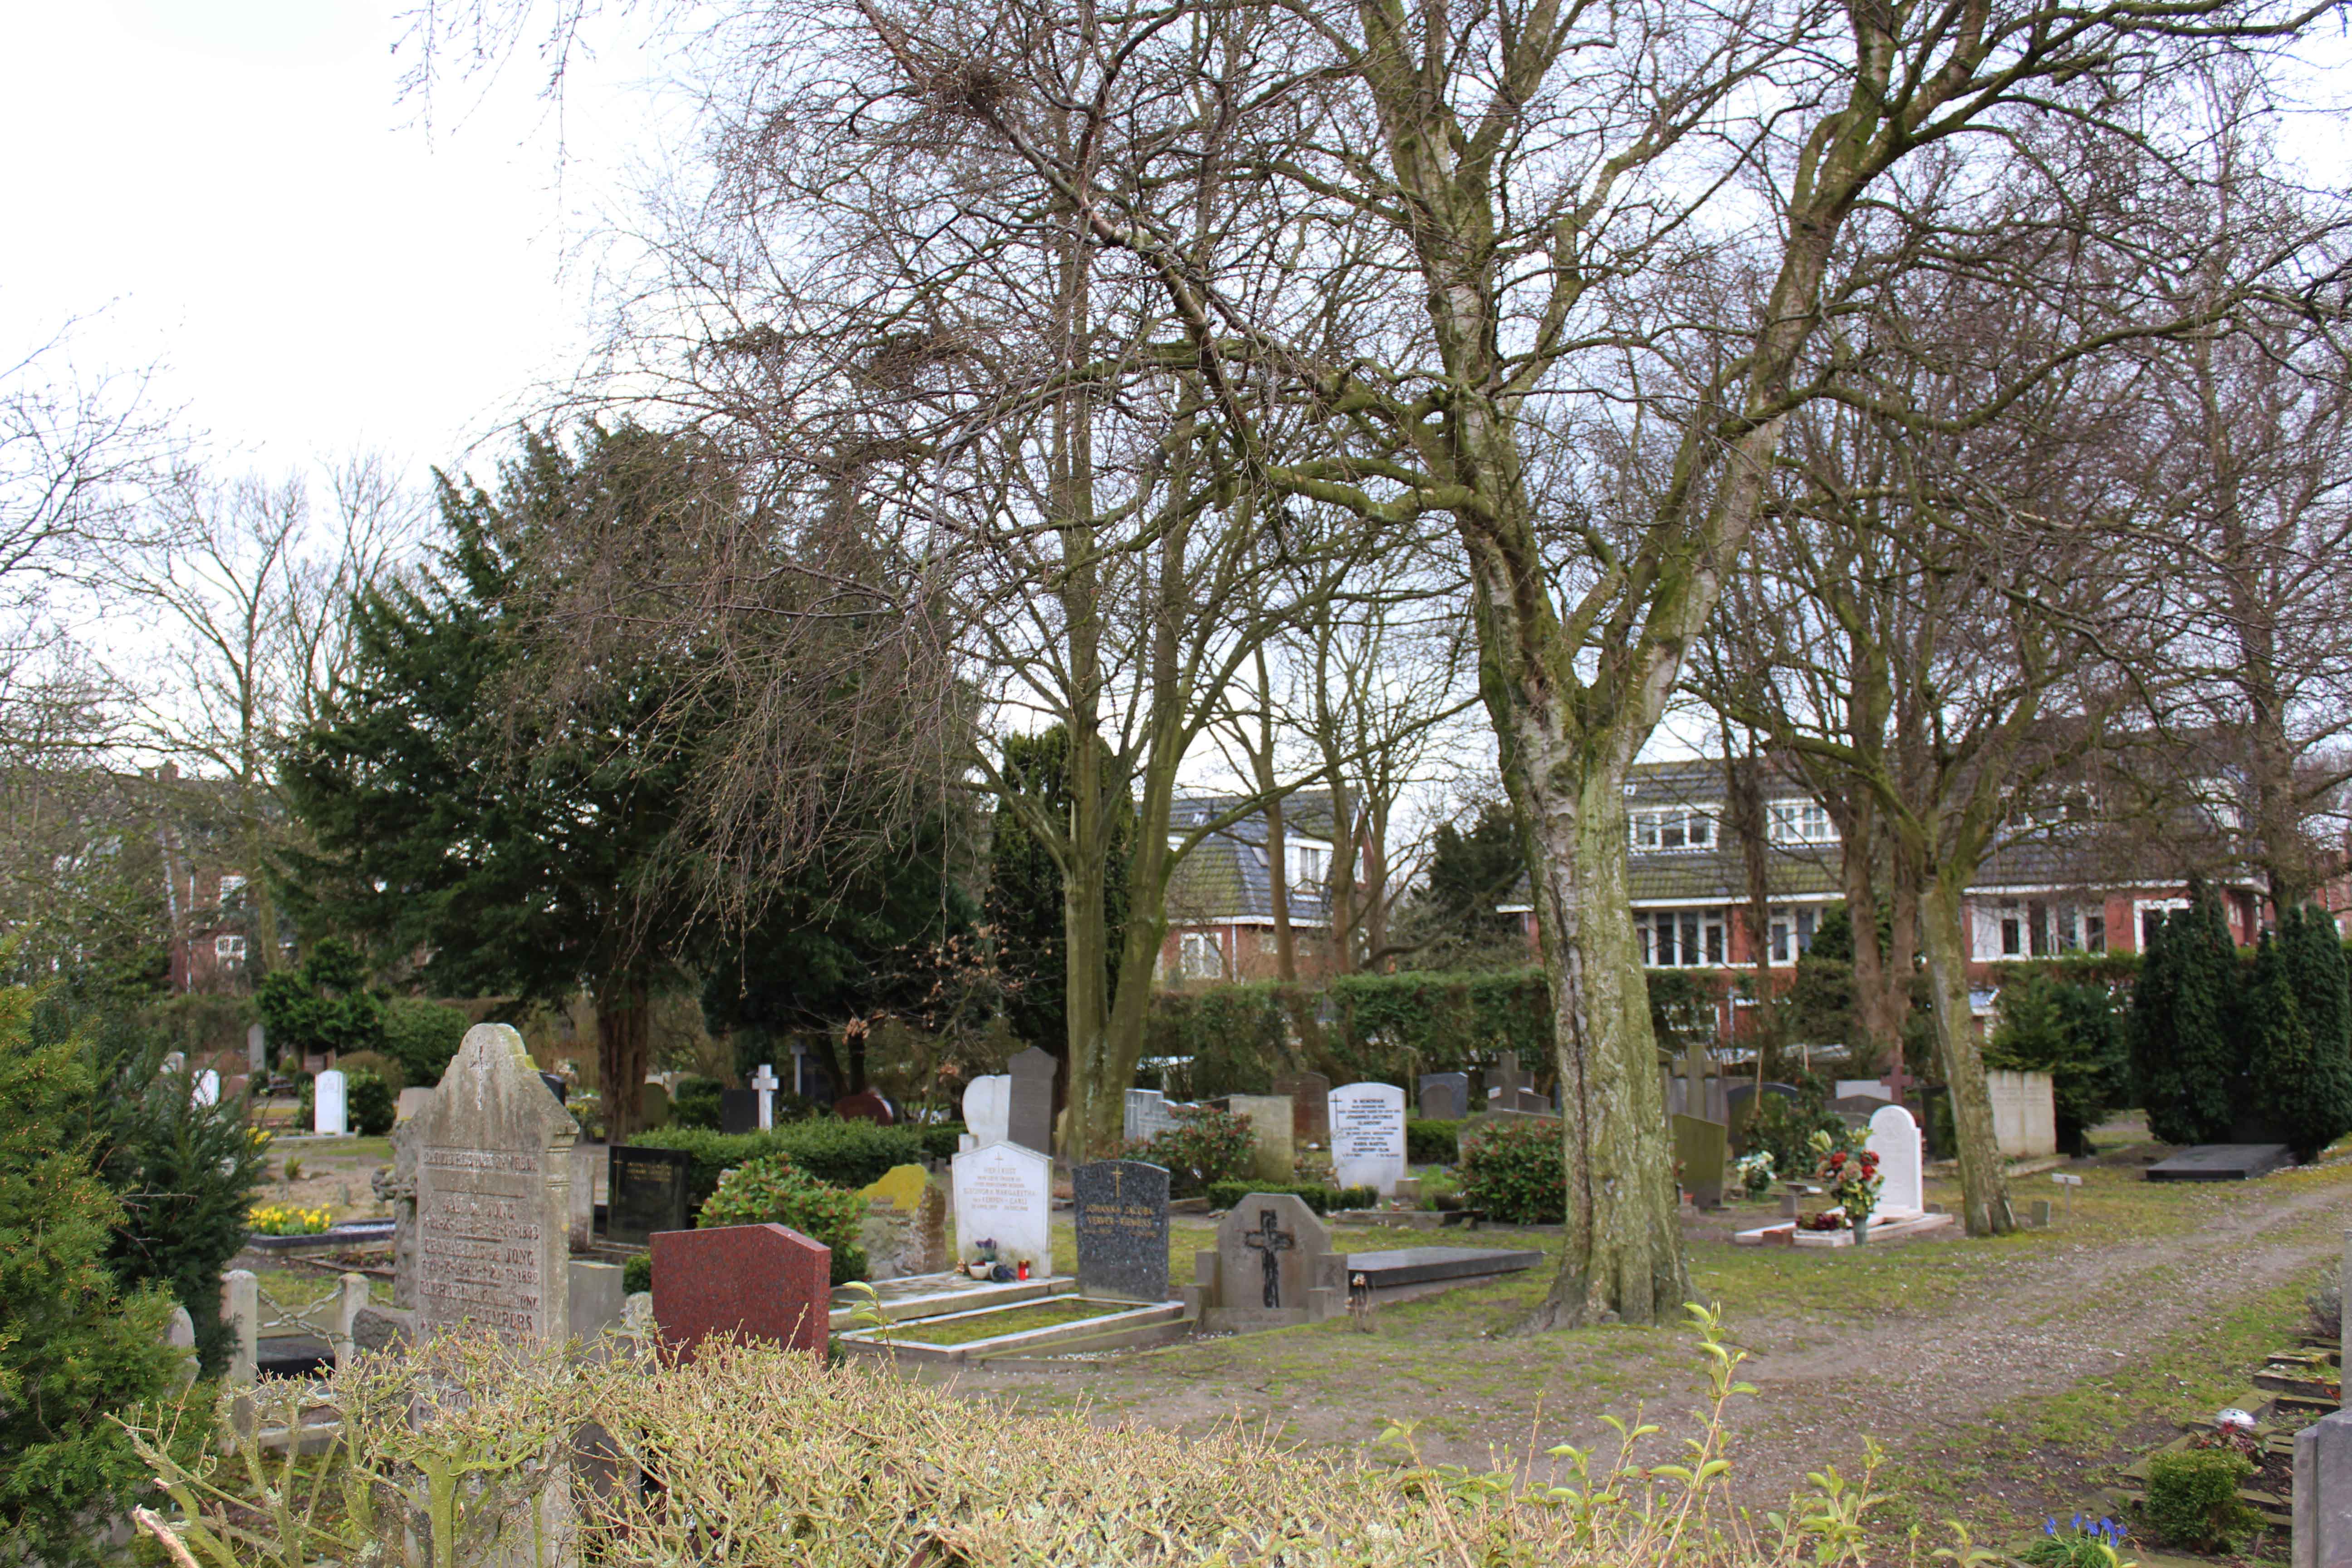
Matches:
[417,1146,547,1341]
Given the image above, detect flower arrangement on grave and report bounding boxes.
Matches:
[247,1202,335,1236]
[2022,1513,2129,1568]
[965,1237,999,1279]
[1809,1127,1881,1230]
[1734,1151,1774,1198]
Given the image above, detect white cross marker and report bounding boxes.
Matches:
[750,1063,781,1131]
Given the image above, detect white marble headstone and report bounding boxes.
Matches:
[313,1068,349,1136]
[1328,1082,1407,1197]
[951,1139,1052,1274]
[963,1074,1011,1147]
[193,1069,220,1107]
[1867,1104,1924,1218]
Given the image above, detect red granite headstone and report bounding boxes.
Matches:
[833,1089,896,1125]
[650,1224,830,1359]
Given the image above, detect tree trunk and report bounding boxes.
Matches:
[1265,790,1295,982]
[1917,877,2013,1235]
[594,974,651,1141]
[1518,754,1689,1328]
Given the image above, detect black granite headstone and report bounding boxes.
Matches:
[539,1071,569,1104]
[720,1088,760,1136]
[1071,1158,1171,1303]
[1418,1072,1469,1121]
[1008,1045,1057,1156]
[608,1145,694,1245]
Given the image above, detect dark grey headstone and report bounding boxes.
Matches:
[720,1089,760,1136]
[2146,1144,2294,1182]
[1072,1159,1171,1303]
[539,1071,569,1105]
[608,1145,693,1245]
[1418,1072,1469,1122]
[350,1305,415,1356]
[1007,1045,1056,1156]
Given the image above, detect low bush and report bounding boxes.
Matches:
[622,1253,652,1294]
[918,1120,966,1163]
[671,1076,725,1130]
[1406,1118,1460,1164]
[2142,1448,2259,1552]
[1744,1091,1846,1174]
[127,1307,1930,1568]
[298,1067,397,1136]
[632,1120,924,1205]
[1203,1180,1379,1214]
[1459,1115,1566,1224]
[1140,1106,1257,1196]
[697,1154,868,1285]
[381,998,469,1089]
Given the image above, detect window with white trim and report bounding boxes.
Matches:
[1636,908,1725,967]
[1630,806,1717,852]
[214,934,247,964]
[1179,930,1224,980]
[217,873,246,905]
[1768,906,1820,965]
[1768,799,1838,844]
[1285,839,1330,888]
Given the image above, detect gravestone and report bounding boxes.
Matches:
[538,1071,568,1105]
[750,1063,780,1131]
[1328,1082,1407,1197]
[1418,1073,1469,1122]
[1196,1193,1340,1330]
[1827,1093,1892,1127]
[1987,1069,2058,1158]
[951,1140,1053,1275]
[378,1091,433,1308]
[569,1144,596,1251]
[964,1075,1011,1147]
[719,1088,759,1136]
[637,1081,671,1129]
[607,1145,693,1246]
[1483,1051,1553,1112]
[1866,1103,1925,1218]
[651,1223,829,1359]
[412,1024,577,1346]
[1216,1094,1296,1182]
[1124,1087,1179,1144]
[1671,1114,1730,1208]
[194,1069,220,1108]
[313,1068,349,1135]
[1073,1159,1171,1303]
[1007,1046,1057,1156]
[858,1165,950,1280]
[1834,1079,1892,1102]
[860,1163,931,1212]
[246,1021,267,1074]
[1274,1071,1331,1145]
[834,1088,896,1125]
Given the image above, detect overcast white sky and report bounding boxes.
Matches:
[0,1,663,488]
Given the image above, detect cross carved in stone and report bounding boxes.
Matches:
[1241,1208,1295,1308]
[750,1063,781,1131]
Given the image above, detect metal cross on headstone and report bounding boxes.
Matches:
[750,1063,781,1131]
[1241,1208,1295,1308]
[1881,1054,1915,1107]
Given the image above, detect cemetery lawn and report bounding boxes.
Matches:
[893,1298,1138,1346]
[947,1117,2352,1550]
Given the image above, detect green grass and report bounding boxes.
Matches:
[891,1298,1138,1346]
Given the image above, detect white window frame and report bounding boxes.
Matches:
[1630,806,1717,853]
[217,873,247,904]
[1285,838,1331,889]
[1179,930,1224,980]
[214,933,248,962]
[1767,799,1838,845]
[1768,905,1820,966]
[1636,908,1725,968]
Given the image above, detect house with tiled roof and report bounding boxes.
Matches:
[1156,791,1344,985]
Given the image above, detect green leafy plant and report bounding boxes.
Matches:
[1406,1118,1461,1164]
[1985,972,2131,1155]
[2021,1513,2128,1567]
[1744,1090,1846,1173]
[671,1075,725,1129]
[622,1253,652,1294]
[1140,1105,1256,1196]
[631,1119,925,1205]
[2141,1447,2258,1552]
[381,997,469,1089]
[697,1154,868,1284]
[1202,1180,1379,1214]
[1458,1115,1567,1224]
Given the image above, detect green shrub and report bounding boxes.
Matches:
[697,1155,868,1284]
[2269,904,2352,1157]
[1407,1118,1460,1164]
[1985,972,2131,1155]
[2132,882,2242,1145]
[1,989,192,1564]
[919,1120,965,1162]
[1140,1106,1257,1196]
[1203,1181,1379,1214]
[623,1253,652,1294]
[1459,1116,1566,1224]
[633,1121,923,1208]
[671,1076,724,1130]
[381,997,469,1088]
[1744,1090,1844,1174]
[344,1068,397,1136]
[2141,1448,2258,1552]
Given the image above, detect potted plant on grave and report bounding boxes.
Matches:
[1810,1127,1882,1241]
[965,1239,998,1280]
[1735,1152,1775,1199]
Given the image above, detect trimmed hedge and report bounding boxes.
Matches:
[918,1120,966,1163]
[1406,1118,1461,1165]
[1459,1116,1567,1224]
[1204,1180,1380,1214]
[630,1121,924,1206]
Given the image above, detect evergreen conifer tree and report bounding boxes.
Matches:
[2168,880,2242,1143]
[2246,930,2319,1155]
[2128,898,2187,1139]
[2277,903,2352,1156]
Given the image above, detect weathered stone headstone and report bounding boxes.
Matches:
[1987,1068,2058,1158]
[1274,1071,1331,1145]
[1867,1103,1925,1218]
[1216,1094,1295,1182]
[750,1063,780,1131]
[378,1092,432,1308]
[719,1088,759,1136]
[568,1259,627,1343]
[951,1140,1053,1275]
[859,1172,951,1280]
[964,1074,1011,1147]
[2294,1406,2352,1568]
[1418,1072,1469,1122]
[1073,1159,1171,1303]
[246,1021,267,1074]
[1195,1193,1339,1330]
[1671,1114,1730,1208]
[607,1145,693,1245]
[860,1163,931,1212]
[637,1081,671,1128]
[412,1024,577,1346]
[538,1071,568,1104]
[652,1224,829,1359]
[314,1068,348,1135]
[569,1143,596,1251]
[1007,1046,1057,1156]
[1328,1082,1407,1197]
[834,1088,896,1125]
[1124,1087,1176,1144]
[163,1304,199,1389]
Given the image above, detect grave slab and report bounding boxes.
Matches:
[2146,1144,2294,1182]
[1339,1245,1539,1293]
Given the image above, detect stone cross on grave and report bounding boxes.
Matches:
[750,1063,780,1131]
[1881,1054,1915,1107]
[1241,1207,1295,1308]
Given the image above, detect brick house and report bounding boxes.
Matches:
[1156,792,1344,985]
